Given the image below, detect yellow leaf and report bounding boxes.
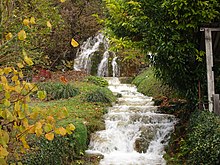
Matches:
[4,67,12,74]
[35,127,43,137]
[46,21,52,28]
[0,129,9,147]
[0,69,3,75]
[28,125,35,134]
[19,71,24,78]
[24,56,34,66]
[37,91,47,100]
[45,132,54,141]
[18,110,25,119]
[4,91,10,99]
[1,76,8,84]
[18,30,26,40]
[5,32,13,41]
[30,17,36,24]
[0,146,9,157]
[44,123,53,133]
[60,0,66,2]
[23,18,29,26]
[71,38,79,47]
[17,63,24,69]
[47,116,55,124]
[12,75,18,82]
[14,101,20,111]
[22,118,29,128]
[14,85,21,93]
[20,136,30,149]
[55,127,67,136]
[0,157,7,165]
[4,99,11,107]
[35,122,42,129]
[67,123,75,131]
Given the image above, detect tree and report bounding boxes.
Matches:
[103,0,220,101]
[0,1,77,164]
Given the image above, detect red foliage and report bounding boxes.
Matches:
[32,69,52,82]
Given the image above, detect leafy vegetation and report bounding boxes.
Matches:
[132,67,176,98]
[0,65,77,164]
[22,121,87,165]
[85,76,108,87]
[84,86,116,104]
[165,110,220,165]
[103,0,220,101]
[36,82,79,100]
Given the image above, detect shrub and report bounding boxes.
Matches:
[132,68,177,98]
[85,76,108,87]
[37,82,79,100]
[84,86,116,103]
[180,110,220,165]
[22,121,87,165]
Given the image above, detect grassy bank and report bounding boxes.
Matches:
[19,76,115,164]
[132,67,176,98]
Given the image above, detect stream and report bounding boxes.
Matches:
[86,77,176,165]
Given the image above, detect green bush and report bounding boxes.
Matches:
[37,82,79,100]
[84,86,116,103]
[22,121,87,165]
[180,110,220,165]
[85,76,108,87]
[132,68,177,98]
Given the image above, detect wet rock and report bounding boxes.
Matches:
[84,153,104,165]
[134,126,157,153]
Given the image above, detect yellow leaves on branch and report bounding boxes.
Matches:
[71,38,79,47]
[23,17,36,26]
[60,0,66,2]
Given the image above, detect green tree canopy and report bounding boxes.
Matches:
[103,0,220,101]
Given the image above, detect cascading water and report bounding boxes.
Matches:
[97,51,109,77]
[112,54,120,77]
[86,77,176,165]
[74,33,119,77]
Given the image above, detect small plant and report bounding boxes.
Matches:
[85,76,108,87]
[37,82,79,100]
[84,87,115,103]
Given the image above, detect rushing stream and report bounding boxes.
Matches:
[86,77,176,165]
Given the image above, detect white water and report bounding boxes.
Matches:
[74,33,119,77]
[97,51,109,77]
[86,77,176,165]
[112,54,120,77]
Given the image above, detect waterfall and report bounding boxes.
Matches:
[74,33,119,77]
[97,51,109,77]
[86,77,176,165]
[112,54,119,77]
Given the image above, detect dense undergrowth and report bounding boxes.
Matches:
[133,67,220,165]
[18,76,115,164]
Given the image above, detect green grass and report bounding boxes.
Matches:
[132,67,177,98]
[21,81,114,164]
